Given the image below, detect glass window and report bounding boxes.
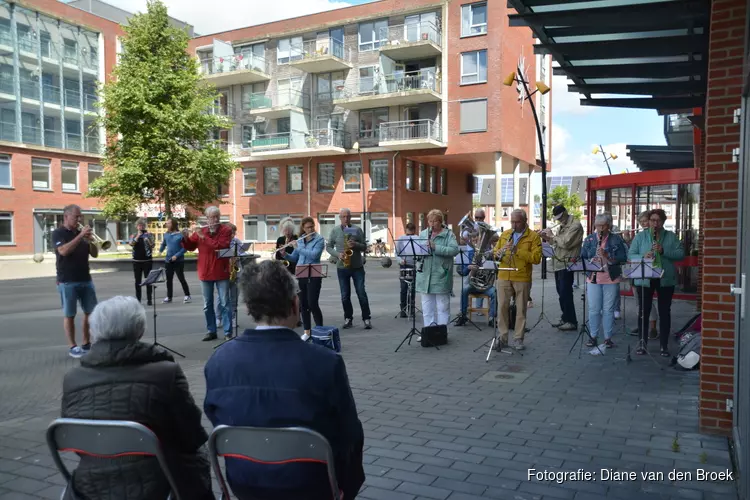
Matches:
[318,214,337,240]
[441,168,448,195]
[241,82,266,110]
[359,19,388,51]
[318,163,335,192]
[266,215,281,242]
[419,213,425,231]
[264,167,280,194]
[87,163,103,186]
[406,161,414,191]
[243,215,258,240]
[0,212,13,244]
[406,212,414,225]
[461,50,488,84]
[32,157,51,190]
[359,67,376,94]
[0,154,10,187]
[287,165,303,193]
[344,161,361,191]
[460,99,488,133]
[419,164,426,192]
[277,118,291,134]
[217,180,229,197]
[277,36,302,64]
[461,2,488,36]
[370,159,388,191]
[316,71,345,101]
[370,213,388,243]
[243,168,257,195]
[359,108,389,145]
[62,161,78,191]
[430,166,437,194]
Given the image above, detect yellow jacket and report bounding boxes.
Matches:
[492,227,542,282]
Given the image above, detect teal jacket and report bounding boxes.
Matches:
[627,229,685,287]
[415,227,459,295]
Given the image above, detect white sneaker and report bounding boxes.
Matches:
[183,296,191,304]
[614,311,621,320]
[216,320,222,328]
[69,346,84,358]
[162,297,171,304]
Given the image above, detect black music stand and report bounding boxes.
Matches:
[141,268,184,358]
[393,237,421,319]
[295,263,328,337]
[394,237,432,352]
[623,258,664,368]
[566,257,605,358]
[213,242,256,350]
[450,246,482,331]
[472,260,523,360]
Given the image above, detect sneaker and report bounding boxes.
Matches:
[604,339,615,348]
[488,318,495,328]
[660,348,670,357]
[513,339,525,351]
[527,300,534,309]
[163,297,172,304]
[81,343,91,353]
[343,319,353,329]
[202,332,218,342]
[216,320,222,328]
[614,311,621,320]
[69,346,84,358]
[147,300,152,306]
[183,296,192,304]
[364,320,372,330]
[224,333,233,341]
[399,311,408,319]
[586,338,597,348]
[456,315,468,327]
[557,322,577,331]
[551,318,564,327]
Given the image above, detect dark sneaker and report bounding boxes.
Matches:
[343,319,353,329]
[69,346,84,358]
[456,315,468,327]
[147,300,152,306]
[202,332,218,342]
[660,348,670,357]
[364,320,372,330]
[586,339,597,347]
[558,322,577,331]
[604,339,615,349]
[81,343,91,353]
[399,311,408,318]
[488,318,495,328]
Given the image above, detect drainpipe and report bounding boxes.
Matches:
[391,151,399,251]
[307,157,313,216]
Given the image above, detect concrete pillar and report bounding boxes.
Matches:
[494,153,502,228]
[527,165,535,229]
[512,158,521,211]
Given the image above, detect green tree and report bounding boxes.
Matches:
[546,185,583,221]
[87,0,236,219]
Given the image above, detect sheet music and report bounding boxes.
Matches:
[396,237,430,257]
[295,264,327,279]
[217,242,251,259]
[454,245,472,265]
[623,260,664,279]
[542,242,554,259]
[566,259,604,272]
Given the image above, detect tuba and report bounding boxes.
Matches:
[462,214,497,293]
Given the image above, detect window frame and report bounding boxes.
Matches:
[406,161,414,191]
[343,161,361,192]
[0,211,13,245]
[87,163,103,187]
[358,19,388,52]
[460,50,488,85]
[440,168,448,195]
[31,157,51,191]
[317,163,336,193]
[369,159,388,191]
[287,165,304,194]
[243,215,259,241]
[61,160,79,192]
[460,98,488,133]
[461,2,488,37]
[277,36,303,64]
[243,167,257,195]
[264,166,281,195]
[419,164,426,192]
[359,107,389,142]
[0,154,11,188]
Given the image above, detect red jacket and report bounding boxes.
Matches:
[181,225,232,281]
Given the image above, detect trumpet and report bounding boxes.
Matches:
[77,223,112,250]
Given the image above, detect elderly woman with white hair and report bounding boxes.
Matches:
[275,217,298,275]
[579,213,628,349]
[61,296,213,500]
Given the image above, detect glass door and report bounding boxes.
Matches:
[330,28,344,59]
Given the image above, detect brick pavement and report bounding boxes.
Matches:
[0,267,736,499]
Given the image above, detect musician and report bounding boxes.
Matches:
[53,204,99,358]
[159,218,192,304]
[415,209,459,327]
[580,213,627,349]
[129,218,155,306]
[226,223,248,325]
[631,210,659,338]
[539,205,584,331]
[628,208,685,357]
[455,239,497,327]
[181,206,233,341]
[493,209,542,350]
[276,218,298,275]
[281,217,326,338]
[395,223,418,318]
[326,208,372,330]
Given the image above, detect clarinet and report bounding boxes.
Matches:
[418,228,432,273]
[592,232,602,284]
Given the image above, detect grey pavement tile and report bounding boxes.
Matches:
[465,473,520,491]
[396,481,453,500]
[371,457,422,472]
[1,477,47,495]
[431,478,486,496]
[363,475,403,491]
[519,482,576,499]
[419,465,468,482]
[0,493,44,500]
[359,486,416,500]
[384,468,438,486]
[404,453,455,468]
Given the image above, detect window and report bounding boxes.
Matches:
[87,164,103,186]
[460,99,488,133]
[243,216,258,240]
[359,67,377,94]
[359,19,388,51]
[461,2,487,37]
[419,164,426,192]
[318,163,335,192]
[0,212,12,244]
[370,159,388,191]
[430,166,437,194]
[287,165,303,193]
[277,36,302,64]
[61,161,78,192]
[343,161,361,191]
[32,158,51,190]
[243,168,257,195]
[317,71,345,101]
[406,212,414,225]
[371,213,388,242]
[318,214,337,240]
[277,117,291,134]
[419,213,425,231]
[406,161,414,191]
[359,108,389,144]
[241,82,266,110]
[217,180,229,197]
[242,123,267,148]
[266,215,281,242]
[264,167,280,194]
[461,50,488,84]
[0,154,10,188]
[440,168,448,195]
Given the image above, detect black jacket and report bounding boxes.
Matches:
[276,235,298,274]
[62,340,214,500]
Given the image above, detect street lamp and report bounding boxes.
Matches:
[503,68,551,277]
[352,141,367,237]
[592,145,618,175]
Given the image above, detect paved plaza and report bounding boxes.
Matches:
[0,264,737,500]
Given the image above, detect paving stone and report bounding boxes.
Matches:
[431,478,486,496]
[396,481,452,500]
[384,468,438,486]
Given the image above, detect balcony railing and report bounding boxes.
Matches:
[43,84,61,104]
[0,121,15,142]
[20,80,39,100]
[85,134,100,154]
[84,93,98,112]
[378,21,441,47]
[67,133,82,151]
[304,128,350,149]
[0,28,11,47]
[666,113,692,134]
[22,125,41,145]
[342,69,440,98]
[200,53,268,76]
[245,89,310,111]
[0,77,13,94]
[64,88,81,108]
[290,38,352,63]
[242,128,350,153]
[208,102,235,117]
[7,33,98,71]
[379,119,441,143]
[45,129,63,149]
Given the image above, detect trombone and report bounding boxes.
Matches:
[77,223,112,250]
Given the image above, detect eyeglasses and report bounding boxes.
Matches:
[475,216,485,220]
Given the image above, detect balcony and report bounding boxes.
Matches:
[0,77,12,96]
[0,121,15,142]
[378,21,442,60]
[200,53,270,87]
[237,128,350,160]
[334,70,441,110]
[7,34,99,73]
[378,119,444,150]
[208,102,236,118]
[288,38,353,73]
[244,89,310,120]
[664,113,693,147]
[0,28,11,48]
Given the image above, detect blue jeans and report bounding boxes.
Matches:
[555,270,577,325]
[336,267,371,320]
[461,285,496,318]
[587,283,619,340]
[58,281,98,318]
[202,280,231,335]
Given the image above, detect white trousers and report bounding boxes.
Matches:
[421,293,451,327]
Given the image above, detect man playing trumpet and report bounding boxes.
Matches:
[129,218,155,306]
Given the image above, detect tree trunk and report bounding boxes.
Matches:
[164,191,171,220]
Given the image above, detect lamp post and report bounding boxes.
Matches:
[503,67,550,277]
[592,145,618,175]
[352,141,367,238]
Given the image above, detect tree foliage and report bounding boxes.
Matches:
[547,185,583,221]
[87,0,236,219]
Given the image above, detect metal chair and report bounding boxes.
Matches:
[46,418,182,500]
[208,425,341,500]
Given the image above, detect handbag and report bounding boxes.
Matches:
[310,326,341,352]
[420,324,447,347]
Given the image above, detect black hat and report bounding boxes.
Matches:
[552,205,567,220]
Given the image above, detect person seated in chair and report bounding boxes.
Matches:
[61,296,213,500]
[204,260,365,500]
[455,242,497,327]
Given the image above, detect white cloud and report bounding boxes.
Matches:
[551,73,593,115]
[551,122,636,177]
[93,0,355,35]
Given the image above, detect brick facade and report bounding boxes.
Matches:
[699,0,747,434]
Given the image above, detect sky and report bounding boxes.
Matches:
[67,0,668,187]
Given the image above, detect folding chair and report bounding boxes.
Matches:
[208,425,341,500]
[46,418,182,500]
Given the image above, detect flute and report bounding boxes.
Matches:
[274,232,318,258]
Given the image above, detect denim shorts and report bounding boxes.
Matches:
[58,281,98,318]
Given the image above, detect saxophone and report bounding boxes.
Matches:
[230,259,238,282]
[342,234,354,268]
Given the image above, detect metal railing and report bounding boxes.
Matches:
[20,80,39,100]
[84,93,98,112]
[0,77,13,94]
[85,134,101,154]
[289,38,351,63]
[200,53,268,77]
[22,125,42,145]
[378,21,441,47]
[242,128,350,153]
[0,28,11,47]
[8,33,98,70]
[244,89,310,111]
[45,129,63,149]
[43,84,61,104]
[340,69,440,98]
[379,119,441,143]
[64,88,81,108]
[208,102,235,117]
[67,133,82,151]
[0,121,15,142]
[304,128,350,149]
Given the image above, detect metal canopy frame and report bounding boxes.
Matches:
[507,0,711,113]
[626,145,695,171]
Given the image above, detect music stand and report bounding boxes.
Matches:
[394,238,433,352]
[565,258,605,358]
[450,246,482,331]
[472,259,522,360]
[141,268,184,358]
[214,242,256,350]
[623,258,664,367]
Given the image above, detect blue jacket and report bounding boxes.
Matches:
[159,232,186,262]
[204,328,365,500]
[580,232,628,281]
[284,234,325,266]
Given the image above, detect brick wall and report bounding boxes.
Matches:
[699,0,747,434]
[695,117,705,312]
